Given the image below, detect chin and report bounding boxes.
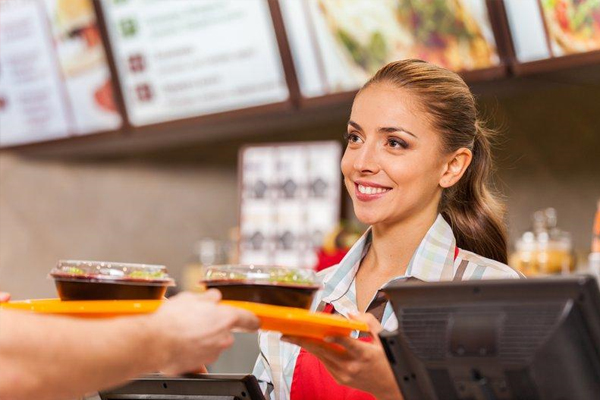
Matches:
[353,208,384,226]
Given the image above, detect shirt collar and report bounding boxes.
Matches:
[406,214,457,281]
[320,228,371,305]
[321,214,456,305]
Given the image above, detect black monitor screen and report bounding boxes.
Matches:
[99,373,265,400]
[380,276,600,400]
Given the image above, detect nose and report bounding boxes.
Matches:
[353,141,380,174]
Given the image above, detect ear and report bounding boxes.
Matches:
[439,148,472,188]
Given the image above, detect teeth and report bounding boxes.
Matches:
[358,185,389,195]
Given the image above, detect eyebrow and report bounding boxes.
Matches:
[348,120,418,139]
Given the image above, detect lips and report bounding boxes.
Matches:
[354,181,391,202]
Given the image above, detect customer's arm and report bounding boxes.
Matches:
[0,290,259,400]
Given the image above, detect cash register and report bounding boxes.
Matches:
[100,373,265,400]
[379,275,600,400]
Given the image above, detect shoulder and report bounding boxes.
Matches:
[455,248,524,280]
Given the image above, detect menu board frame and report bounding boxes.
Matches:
[92,0,130,132]
[10,0,597,151]
[497,0,600,76]
[272,0,512,109]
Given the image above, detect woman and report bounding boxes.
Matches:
[253,59,522,400]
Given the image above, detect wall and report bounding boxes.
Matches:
[0,154,239,299]
[489,78,600,257]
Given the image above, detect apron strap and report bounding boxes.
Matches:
[320,247,462,331]
[453,259,469,281]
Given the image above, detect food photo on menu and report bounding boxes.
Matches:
[541,0,600,54]
[315,0,499,80]
[46,0,121,133]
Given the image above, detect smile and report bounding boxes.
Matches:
[354,182,391,201]
[357,184,389,194]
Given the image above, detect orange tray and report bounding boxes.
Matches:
[222,300,369,339]
[0,299,163,318]
[0,299,369,338]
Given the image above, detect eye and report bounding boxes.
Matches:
[387,137,409,149]
[343,132,363,144]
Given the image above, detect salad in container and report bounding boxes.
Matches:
[198,265,320,309]
[49,260,175,301]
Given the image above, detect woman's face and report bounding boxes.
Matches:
[341,83,448,227]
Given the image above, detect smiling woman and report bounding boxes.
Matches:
[253,59,521,400]
[343,59,507,264]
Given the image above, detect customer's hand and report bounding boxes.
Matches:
[0,292,10,302]
[150,290,260,375]
[282,313,403,400]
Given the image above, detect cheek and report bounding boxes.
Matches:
[340,150,353,179]
[387,154,441,191]
[341,160,354,195]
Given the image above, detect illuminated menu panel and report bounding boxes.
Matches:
[504,0,600,63]
[503,0,550,62]
[0,0,122,147]
[101,0,289,127]
[0,0,70,146]
[279,0,501,97]
[43,0,122,135]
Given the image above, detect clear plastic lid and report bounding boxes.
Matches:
[199,265,319,288]
[49,260,175,286]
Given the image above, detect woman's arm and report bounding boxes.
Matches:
[282,313,404,400]
[0,291,259,400]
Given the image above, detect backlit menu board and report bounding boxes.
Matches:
[101,0,289,127]
[0,0,70,146]
[279,0,501,97]
[0,0,122,147]
[504,0,600,63]
[239,142,342,269]
[43,0,122,135]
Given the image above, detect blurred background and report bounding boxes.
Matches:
[1,0,599,373]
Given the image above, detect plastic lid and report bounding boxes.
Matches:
[199,265,319,288]
[49,260,175,286]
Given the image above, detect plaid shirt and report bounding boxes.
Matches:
[252,214,522,399]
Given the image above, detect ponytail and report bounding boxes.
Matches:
[364,60,508,263]
[440,122,508,263]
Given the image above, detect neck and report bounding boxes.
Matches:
[367,208,439,278]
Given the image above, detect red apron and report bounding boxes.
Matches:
[289,303,376,400]
[289,247,460,400]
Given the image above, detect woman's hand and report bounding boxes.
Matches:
[282,313,403,400]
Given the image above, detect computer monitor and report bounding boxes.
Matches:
[379,276,600,400]
[99,373,265,400]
